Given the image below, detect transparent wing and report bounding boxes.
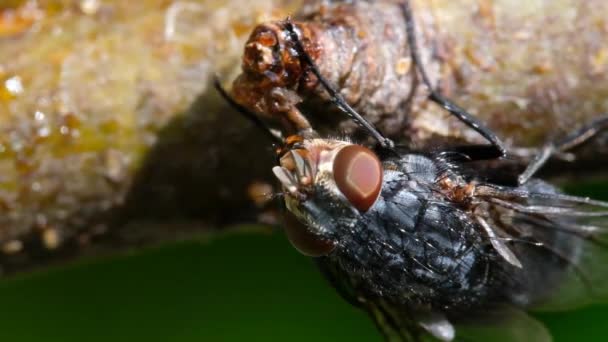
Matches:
[366,301,553,342]
[454,306,552,342]
[317,253,554,342]
[476,181,608,311]
[532,218,608,311]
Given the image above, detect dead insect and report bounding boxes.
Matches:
[230,0,433,139]
[217,2,608,341]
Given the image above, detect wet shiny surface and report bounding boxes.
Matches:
[0,0,291,265]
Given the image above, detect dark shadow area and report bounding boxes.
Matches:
[0,86,279,275]
[117,86,279,236]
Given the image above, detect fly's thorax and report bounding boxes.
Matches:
[273,137,384,256]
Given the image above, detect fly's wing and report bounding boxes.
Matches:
[528,215,608,312]
[363,301,553,342]
[454,306,551,342]
[315,178,608,341]
[316,257,552,342]
[476,180,608,311]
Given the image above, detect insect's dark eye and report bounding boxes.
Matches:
[333,145,383,212]
[284,212,335,257]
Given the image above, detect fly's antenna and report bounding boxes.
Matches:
[213,77,284,146]
[283,19,395,150]
[400,1,507,158]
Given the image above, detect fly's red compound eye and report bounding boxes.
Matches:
[284,212,336,257]
[333,145,383,212]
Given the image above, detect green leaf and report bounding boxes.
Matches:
[0,222,607,341]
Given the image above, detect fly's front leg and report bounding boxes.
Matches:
[518,116,608,185]
[284,20,395,150]
[265,86,315,136]
[214,78,285,145]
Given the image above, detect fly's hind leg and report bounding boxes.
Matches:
[400,1,507,158]
[402,0,608,183]
[518,116,608,185]
[214,78,285,145]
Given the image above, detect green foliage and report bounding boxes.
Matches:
[0,231,379,341]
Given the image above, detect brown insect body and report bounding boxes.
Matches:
[232,0,437,137]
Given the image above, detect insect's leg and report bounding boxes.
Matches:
[518,116,608,185]
[372,300,424,342]
[283,20,395,150]
[267,87,315,134]
[213,77,284,145]
[446,144,505,161]
[400,1,507,157]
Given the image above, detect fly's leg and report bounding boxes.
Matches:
[400,1,507,158]
[213,78,284,145]
[402,0,608,182]
[283,20,395,150]
[518,116,608,185]
[315,259,420,341]
[286,2,504,155]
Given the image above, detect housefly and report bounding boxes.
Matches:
[216,1,608,341]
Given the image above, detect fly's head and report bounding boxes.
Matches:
[215,17,391,257]
[273,135,384,257]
